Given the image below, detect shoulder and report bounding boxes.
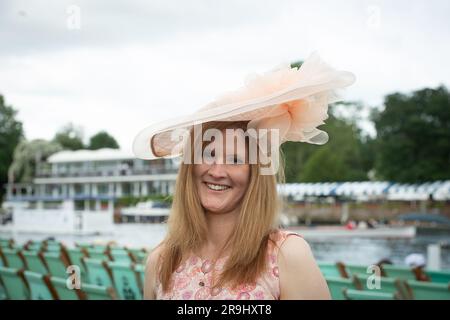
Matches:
[269,229,304,250]
[273,230,312,268]
[278,232,310,260]
[276,231,331,299]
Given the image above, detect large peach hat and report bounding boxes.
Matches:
[132,52,356,160]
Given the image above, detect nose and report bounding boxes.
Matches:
[207,163,227,179]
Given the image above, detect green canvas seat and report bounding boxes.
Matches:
[44,239,61,246]
[83,258,113,287]
[43,251,69,278]
[76,243,92,250]
[325,276,359,300]
[343,288,399,300]
[345,264,372,277]
[425,269,450,284]
[2,248,26,269]
[92,244,109,250]
[87,248,110,261]
[405,280,450,300]
[67,247,88,280]
[355,273,409,299]
[45,244,63,252]
[319,262,346,278]
[0,267,29,300]
[50,276,84,300]
[382,265,416,281]
[135,264,145,290]
[82,283,117,300]
[23,270,57,300]
[127,248,144,262]
[136,251,149,265]
[25,243,43,252]
[0,239,13,249]
[22,251,48,275]
[0,282,7,300]
[107,261,142,300]
[110,249,133,263]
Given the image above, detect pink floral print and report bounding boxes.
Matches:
[155,229,301,300]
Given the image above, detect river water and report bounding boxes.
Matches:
[2,223,450,269]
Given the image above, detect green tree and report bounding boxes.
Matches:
[281,103,374,182]
[372,85,450,182]
[298,114,371,182]
[8,139,62,183]
[53,123,84,150]
[0,95,24,201]
[88,131,120,150]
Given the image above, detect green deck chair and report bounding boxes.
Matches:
[127,248,144,262]
[325,276,359,300]
[67,247,88,280]
[76,243,92,250]
[136,251,149,265]
[0,239,13,249]
[0,251,4,267]
[110,249,133,263]
[50,276,84,300]
[45,244,62,252]
[22,251,48,275]
[343,288,399,300]
[405,280,450,300]
[26,243,43,252]
[135,264,145,291]
[82,283,117,300]
[425,269,450,284]
[382,265,416,281]
[0,282,7,300]
[44,239,61,246]
[319,262,347,278]
[83,258,113,287]
[43,251,69,278]
[345,264,372,277]
[87,248,110,261]
[2,248,26,269]
[355,273,409,299]
[23,270,57,300]
[107,261,142,300]
[0,267,29,300]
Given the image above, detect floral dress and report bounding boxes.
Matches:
[155,229,302,300]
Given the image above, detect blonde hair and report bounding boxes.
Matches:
[157,121,286,293]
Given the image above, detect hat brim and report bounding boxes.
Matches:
[133,53,355,160]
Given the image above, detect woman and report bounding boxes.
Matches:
[133,53,355,299]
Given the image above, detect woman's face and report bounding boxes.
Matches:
[193,130,251,215]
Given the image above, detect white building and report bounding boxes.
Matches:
[2,148,179,234]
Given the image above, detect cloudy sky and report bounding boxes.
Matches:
[1,0,449,152]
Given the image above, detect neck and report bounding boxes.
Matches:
[202,208,239,255]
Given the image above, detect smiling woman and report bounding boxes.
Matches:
[133,54,355,300]
[142,121,329,300]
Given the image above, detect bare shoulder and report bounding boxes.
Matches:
[278,234,331,300]
[144,242,165,300]
[278,234,312,261]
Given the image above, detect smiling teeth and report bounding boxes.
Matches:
[206,183,230,191]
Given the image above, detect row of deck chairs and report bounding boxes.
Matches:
[0,238,148,300]
[319,261,450,300]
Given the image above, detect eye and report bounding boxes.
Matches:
[203,152,215,162]
[227,155,244,164]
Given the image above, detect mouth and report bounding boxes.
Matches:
[203,182,231,192]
